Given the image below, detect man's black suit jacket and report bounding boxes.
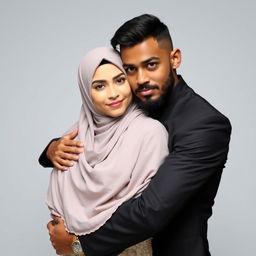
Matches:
[39,76,231,256]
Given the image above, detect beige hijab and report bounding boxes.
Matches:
[46,47,168,235]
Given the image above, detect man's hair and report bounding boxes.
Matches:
[111,14,173,51]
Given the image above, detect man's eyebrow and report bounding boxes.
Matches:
[123,57,160,67]
[123,63,134,67]
[141,57,160,64]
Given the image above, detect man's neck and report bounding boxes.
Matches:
[172,73,179,88]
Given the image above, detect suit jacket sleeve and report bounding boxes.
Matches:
[78,114,231,256]
[38,138,60,168]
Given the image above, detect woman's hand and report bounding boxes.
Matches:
[46,129,84,171]
[47,216,75,255]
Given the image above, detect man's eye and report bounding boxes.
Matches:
[125,67,136,73]
[147,62,157,69]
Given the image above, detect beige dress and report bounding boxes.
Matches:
[118,239,152,256]
[63,238,152,256]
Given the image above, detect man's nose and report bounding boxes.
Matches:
[137,69,149,85]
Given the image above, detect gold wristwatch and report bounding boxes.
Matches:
[72,235,85,256]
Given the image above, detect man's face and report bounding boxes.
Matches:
[120,37,174,102]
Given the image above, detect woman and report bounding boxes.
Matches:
[46,47,169,255]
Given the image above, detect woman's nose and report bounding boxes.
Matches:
[108,86,119,100]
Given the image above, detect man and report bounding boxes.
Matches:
[41,14,231,256]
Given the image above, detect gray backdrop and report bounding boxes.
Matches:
[0,0,255,255]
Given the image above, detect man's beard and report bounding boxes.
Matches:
[133,73,174,118]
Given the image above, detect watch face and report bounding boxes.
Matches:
[73,241,82,253]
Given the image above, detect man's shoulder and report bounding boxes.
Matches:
[175,83,228,118]
[165,84,231,135]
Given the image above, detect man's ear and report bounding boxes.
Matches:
[170,49,181,69]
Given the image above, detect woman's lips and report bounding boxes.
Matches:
[107,100,123,107]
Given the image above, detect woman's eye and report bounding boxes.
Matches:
[94,84,105,90]
[147,62,157,70]
[116,77,126,84]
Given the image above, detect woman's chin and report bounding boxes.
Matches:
[107,109,126,118]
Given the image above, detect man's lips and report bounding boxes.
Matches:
[138,88,153,96]
[107,100,123,107]
[135,85,159,96]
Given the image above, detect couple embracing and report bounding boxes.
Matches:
[39,14,231,256]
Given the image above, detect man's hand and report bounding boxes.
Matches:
[47,216,75,255]
[46,128,84,171]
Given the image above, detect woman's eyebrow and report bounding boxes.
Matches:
[92,80,106,85]
[92,73,124,85]
[113,72,124,80]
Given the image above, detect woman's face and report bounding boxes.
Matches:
[91,63,132,117]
